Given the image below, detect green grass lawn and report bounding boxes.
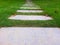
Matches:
[0,0,60,27]
[32,0,60,27]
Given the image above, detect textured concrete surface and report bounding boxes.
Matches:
[0,27,60,45]
[17,10,43,13]
[9,15,52,20]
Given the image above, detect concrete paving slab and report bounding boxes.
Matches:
[17,10,43,13]
[8,15,53,20]
[22,2,37,7]
[20,2,41,9]
[0,27,60,45]
[20,7,41,9]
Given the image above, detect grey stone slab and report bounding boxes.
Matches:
[0,27,60,45]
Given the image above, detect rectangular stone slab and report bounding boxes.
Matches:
[0,27,60,45]
[17,10,43,13]
[9,15,53,20]
[20,7,41,9]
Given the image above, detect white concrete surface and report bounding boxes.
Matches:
[22,2,37,7]
[20,7,40,9]
[21,3,41,9]
[22,3,35,7]
[17,10,43,13]
[0,27,60,45]
[9,15,53,20]
[20,2,41,9]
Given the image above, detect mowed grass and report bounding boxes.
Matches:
[32,0,60,27]
[0,0,59,27]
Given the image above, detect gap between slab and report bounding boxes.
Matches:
[8,15,53,20]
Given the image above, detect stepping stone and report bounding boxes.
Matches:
[17,10,43,13]
[8,15,53,20]
[20,2,41,10]
[22,2,36,7]
[20,7,41,9]
[0,27,60,45]
[22,2,38,7]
